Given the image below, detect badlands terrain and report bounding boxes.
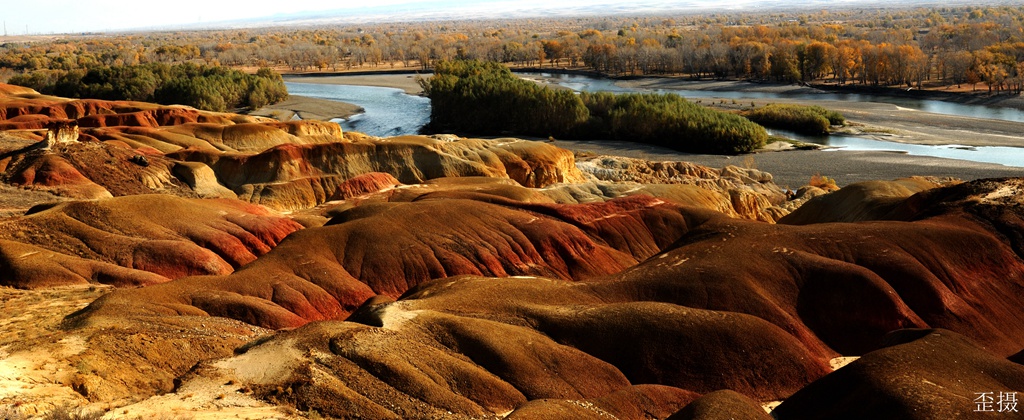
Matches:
[0,82,1023,419]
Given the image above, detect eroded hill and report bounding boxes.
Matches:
[0,84,1021,419]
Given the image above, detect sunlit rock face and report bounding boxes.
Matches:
[576,155,795,221]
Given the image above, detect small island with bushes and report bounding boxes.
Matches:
[744,104,846,135]
[420,60,769,154]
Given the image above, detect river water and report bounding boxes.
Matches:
[286,75,1024,168]
[285,82,431,137]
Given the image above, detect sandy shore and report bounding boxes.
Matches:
[248,94,364,121]
[284,74,424,95]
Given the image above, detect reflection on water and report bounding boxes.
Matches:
[766,129,1024,168]
[285,82,431,137]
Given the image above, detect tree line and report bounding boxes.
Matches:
[8,63,287,112]
[420,60,767,154]
[5,5,1024,92]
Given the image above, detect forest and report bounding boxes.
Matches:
[4,4,1024,94]
[421,60,767,154]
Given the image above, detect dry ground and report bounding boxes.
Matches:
[0,285,301,419]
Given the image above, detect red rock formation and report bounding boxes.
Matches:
[0,195,303,287]
[74,194,696,328]
[4,152,112,199]
[0,239,166,288]
[2,141,194,199]
[169,284,820,418]
[609,203,1024,357]
[577,155,792,221]
[0,114,55,130]
[2,85,795,216]
[328,172,401,201]
[109,181,1024,415]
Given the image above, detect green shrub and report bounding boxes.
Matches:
[744,104,845,135]
[8,63,288,112]
[421,59,767,154]
[421,60,589,136]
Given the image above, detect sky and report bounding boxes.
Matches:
[0,0,803,34]
[0,0,976,35]
[2,0,359,34]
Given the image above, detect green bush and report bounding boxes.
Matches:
[8,63,288,112]
[580,92,767,154]
[744,104,845,135]
[421,60,589,136]
[421,59,767,154]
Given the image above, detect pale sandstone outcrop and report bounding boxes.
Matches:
[169,135,588,211]
[171,161,237,199]
[576,155,792,221]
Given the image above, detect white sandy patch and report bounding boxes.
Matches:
[586,212,627,223]
[110,335,308,419]
[829,356,860,371]
[377,304,421,329]
[213,338,302,385]
[0,349,85,415]
[107,376,297,420]
[670,257,690,267]
[982,184,1021,202]
[762,400,783,413]
[0,286,112,416]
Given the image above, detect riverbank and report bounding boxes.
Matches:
[248,94,364,121]
[283,74,424,95]
[618,78,1024,148]
[552,138,1022,190]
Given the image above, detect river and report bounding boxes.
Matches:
[285,82,430,137]
[285,75,1024,168]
